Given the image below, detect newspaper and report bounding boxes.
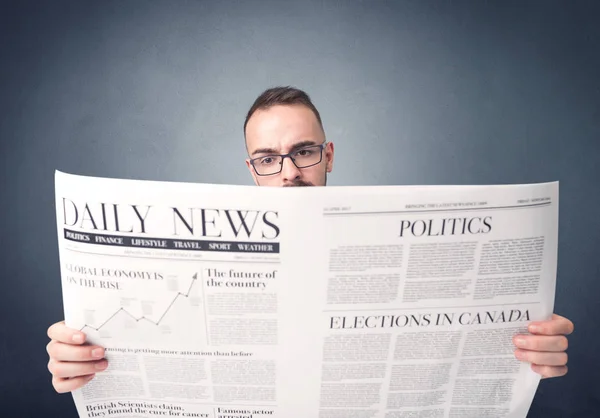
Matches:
[54,170,558,418]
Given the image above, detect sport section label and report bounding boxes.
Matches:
[63,228,280,253]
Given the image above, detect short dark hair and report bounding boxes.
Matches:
[243,86,323,136]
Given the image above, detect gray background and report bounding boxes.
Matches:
[1,0,598,416]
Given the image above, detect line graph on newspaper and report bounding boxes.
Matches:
[61,253,209,347]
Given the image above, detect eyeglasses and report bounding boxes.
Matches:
[249,143,326,176]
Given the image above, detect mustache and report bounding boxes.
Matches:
[283,179,314,187]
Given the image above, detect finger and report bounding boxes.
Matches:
[47,321,87,345]
[52,374,95,393]
[528,314,574,336]
[531,364,568,379]
[46,340,105,362]
[514,349,568,367]
[48,359,108,379]
[513,334,568,352]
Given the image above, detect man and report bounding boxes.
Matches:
[46,86,574,393]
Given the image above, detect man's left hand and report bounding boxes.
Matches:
[513,314,574,378]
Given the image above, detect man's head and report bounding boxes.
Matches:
[244,86,334,187]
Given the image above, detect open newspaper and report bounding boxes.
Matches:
[54,171,558,418]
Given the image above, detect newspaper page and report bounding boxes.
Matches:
[55,171,290,418]
[279,183,557,418]
[54,171,557,418]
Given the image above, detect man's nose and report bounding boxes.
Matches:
[280,156,301,181]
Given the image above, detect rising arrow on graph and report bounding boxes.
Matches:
[79,273,199,332]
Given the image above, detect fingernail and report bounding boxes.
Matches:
[529,324,541,333]
[92,348,104,358]
[95,360,108,370]
[515,350,525,360]
[72,333,84,343]
[515,338,527,348]
[85,374,95,380]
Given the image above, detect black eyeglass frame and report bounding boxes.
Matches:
[249,143,327,176]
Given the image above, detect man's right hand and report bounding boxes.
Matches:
[46,321,108,393]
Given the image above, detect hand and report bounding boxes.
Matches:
[513,314,574,378]
[46,321,108,393]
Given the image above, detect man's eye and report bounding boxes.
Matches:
[260,157,274,165]
[297,149,312,157]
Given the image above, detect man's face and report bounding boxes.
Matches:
[245,104,334,187]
